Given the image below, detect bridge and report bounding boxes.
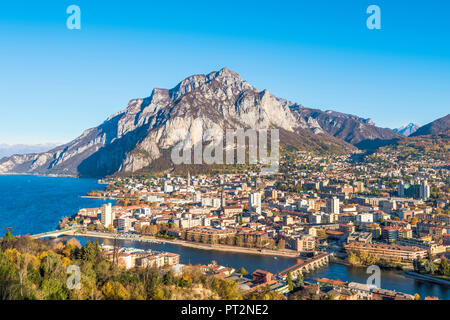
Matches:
[277,253,330,280]
[31,229,76,239]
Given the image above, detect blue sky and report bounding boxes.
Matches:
[0,0,449,144]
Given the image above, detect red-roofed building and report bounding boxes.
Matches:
[252,269,273,284]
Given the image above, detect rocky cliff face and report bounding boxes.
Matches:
[0,68,402,177]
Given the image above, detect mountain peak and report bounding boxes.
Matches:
[394,123,420,136]
[168,68,248,101]
[216,67,240,77]
[0,69,407,177]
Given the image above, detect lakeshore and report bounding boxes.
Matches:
[74,230,300,258]
[403,271,450,287]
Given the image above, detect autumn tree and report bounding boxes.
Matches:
[287,271,294,292]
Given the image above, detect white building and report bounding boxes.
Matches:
[356,213,374,225]
[194,192,202,202]
[249,192,262,214]
[326,197,340,214]
[101,203,114,228]
[202,197,221,208]
[309,213,322,224]
[164,182,174,193]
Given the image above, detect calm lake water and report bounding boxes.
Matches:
[0,175,114,235]
[0,175,448,300]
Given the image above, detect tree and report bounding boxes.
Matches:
[1,227,15,250]
[424,259,437,274]
[413,257,423,273]
[438,258,450,277]
[101,281,130,300]
[295,273,304,288]
[238,267,248,276]
[80,241,101,264]
[287,271,294,292]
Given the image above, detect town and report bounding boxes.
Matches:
[55,147,449,300]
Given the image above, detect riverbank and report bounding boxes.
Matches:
[403,271,450,287]
[76,231,300,258]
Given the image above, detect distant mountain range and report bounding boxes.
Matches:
[1,68,443,178]
[0,143,60,159]
[394,123,420,136]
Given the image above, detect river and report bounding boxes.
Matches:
[71,236,449,300]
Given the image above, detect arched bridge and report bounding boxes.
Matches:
[31,229,76,239]
[277,253,330,280]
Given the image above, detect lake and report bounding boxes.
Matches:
[0,175,114,235]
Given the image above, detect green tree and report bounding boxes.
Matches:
[238,267,248,276]
[438,258,450,277]
[424,259,437,274]
[286,271,294,292]
[1,227,15,250]
[295,273,304,288]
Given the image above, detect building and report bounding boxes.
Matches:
[365,223,381,239]
[397,181,405,197]
[252,269,274,284]
[287,235,316,252]
[382,227,399,243]
[163,182,174,193]
[354,181,365,193]
[100,203,114,228]
[181,227,236,244]
[348,282,373,300]
[326,197,340,214]
[344,242,428,262]
[347,232,373,244]
[249,192,262,214]
[283,215,294,226]
[397,237,447,255]
[117,216,131,232]
[356,213,373,225]
[419,180,431,200]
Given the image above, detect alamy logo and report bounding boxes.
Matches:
[66,5,81,30]
[66,265,81,290]
[366,5,381,30]
[171,128,280,175]
[366,265,381,289]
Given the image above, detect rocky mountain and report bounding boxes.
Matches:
[394,123,420,136]
[410,114,450,137]
[0,68,402,177]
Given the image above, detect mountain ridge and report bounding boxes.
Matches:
[410,114,450,137]
[0,68,404,177]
